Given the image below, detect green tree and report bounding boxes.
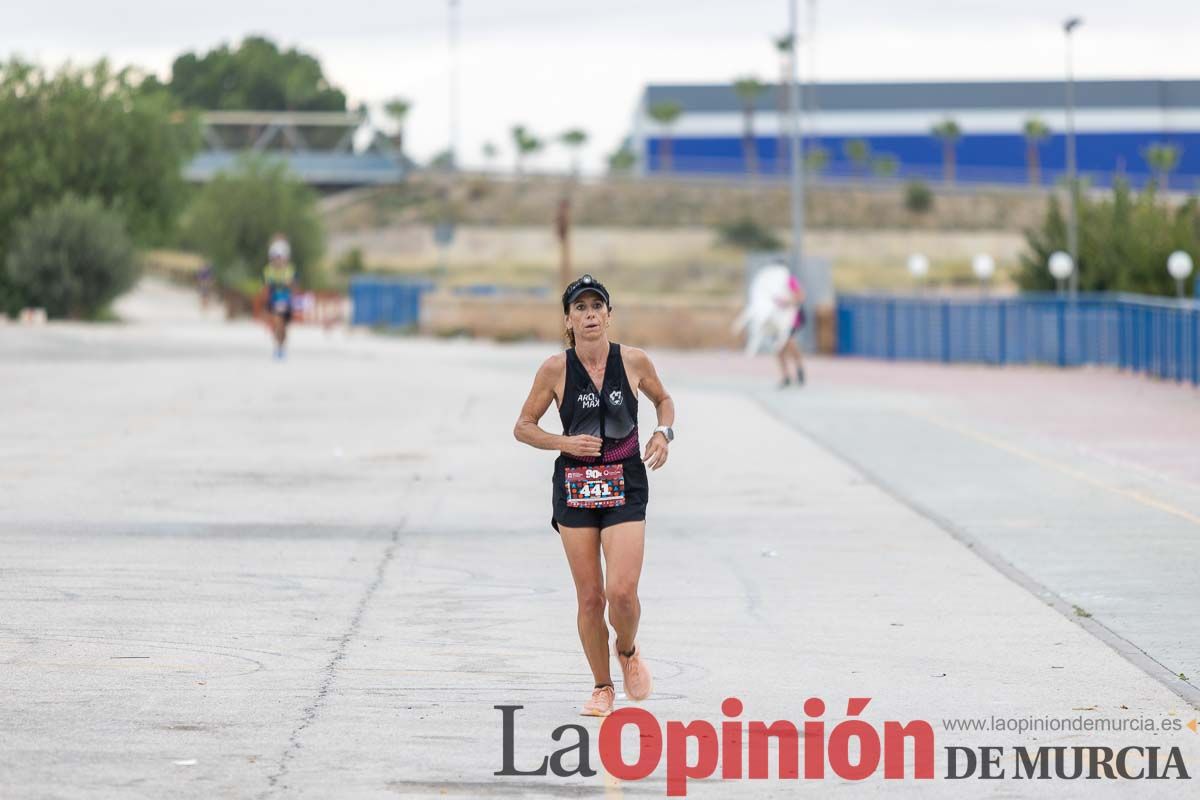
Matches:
[384,98,411,154]
[733,77,767,175]
[843,138,871,175]
[3,195,138,319]
[904,181,934,214]
[429,150,455,170]
[180,156,325,288]
[1143,143,1182,191]
[334,247,366,277]
[804,145,830,175]
[510,125,543,176]
[607,146,638,175]
[648,100,684,173]
[559,128,589,175]
[482,141,499,170]
[167,36,347,111]
[716,217,783,251]
[1017,180,1198,295]
[0,59,198,305]
[931,119,962,185]
[773,34,794,174]
[1023,117,1050,186]
[871,153,900,179]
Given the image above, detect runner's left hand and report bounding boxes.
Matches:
[643,433,669,470]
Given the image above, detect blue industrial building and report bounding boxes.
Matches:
[632,80,1200,187]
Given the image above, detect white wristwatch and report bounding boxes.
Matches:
[653,425,675,442]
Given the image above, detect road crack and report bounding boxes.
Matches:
[260,525,402,797]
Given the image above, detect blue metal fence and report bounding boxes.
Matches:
[837,293,1200,385]
[349,279,554,328]
[349,277,435,327]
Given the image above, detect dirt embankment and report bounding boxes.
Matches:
[320,175,1045,298]
[323,174,1052,233]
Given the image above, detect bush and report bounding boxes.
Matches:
[904,181,934,213]
[1018,181,1199,295]
[2,196,138,319]
[715,217,783,251]
[180,155,325,287]
[0,60,198,304]
[335,247,366,276]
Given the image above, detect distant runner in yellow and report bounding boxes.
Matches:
[263,235,296,360]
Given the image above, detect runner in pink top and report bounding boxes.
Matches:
[778,273,807,387]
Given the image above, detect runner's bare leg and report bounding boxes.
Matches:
[601,520,646,654]
[558,525,613,684]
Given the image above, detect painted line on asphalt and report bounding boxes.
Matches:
[908,409,1200,528]
[754,395,1200,712]
[602,759,623,799]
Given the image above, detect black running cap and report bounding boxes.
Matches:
[562,274,611,312]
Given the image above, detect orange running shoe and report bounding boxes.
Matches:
[581,684,615,717]
[616,643,653,701]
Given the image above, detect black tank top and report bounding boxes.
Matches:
[559,342,639,463]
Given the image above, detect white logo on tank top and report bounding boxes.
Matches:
[608,390,623,405]
[578,392,600,409]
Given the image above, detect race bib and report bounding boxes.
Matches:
[564,463,626,509]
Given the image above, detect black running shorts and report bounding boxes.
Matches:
[551,456,648,532]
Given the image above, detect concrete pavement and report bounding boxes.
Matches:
[1,291,1198,798]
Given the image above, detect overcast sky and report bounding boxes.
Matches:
[8,1,1200,170]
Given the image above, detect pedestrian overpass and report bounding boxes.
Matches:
[184,111,407,187]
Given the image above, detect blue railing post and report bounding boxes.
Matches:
[1118,302,1127,371]
[1140,306,1149,375]
[997,301,1007,365]
[1056,300,1067,368]
[1175,307,1185,383]
[941,301,951,363]
[886,300,897,361]
[1193,309,1200,386]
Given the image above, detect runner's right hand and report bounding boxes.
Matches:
[561,434,602,458]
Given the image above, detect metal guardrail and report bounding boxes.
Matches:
[836,292,1200,385]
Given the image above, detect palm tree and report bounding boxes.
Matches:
[510,125,543,176]
[931,119,962,185]
[733,76,767,176]
[843,138,871,176]
[648,100,683,173]
[1023,118,1050,186]
[559,128,589,176]
[1143,142,1182,191]
[384,97,411,154]
[482,141,498,172]
[773,34,794,174]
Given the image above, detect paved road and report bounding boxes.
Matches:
[2,293,1198,798]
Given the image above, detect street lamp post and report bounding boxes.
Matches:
[786,0,806,297]
[973,253,995,294]
[448,0,461,170]
[1063,16,1083,296]
[1167,251,1194,299]
[1049,251,1074,295]
[908,253,929,293]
